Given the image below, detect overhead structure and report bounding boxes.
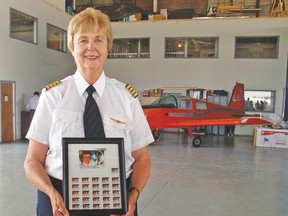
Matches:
[270,0,288,16]
[216,1,243,17]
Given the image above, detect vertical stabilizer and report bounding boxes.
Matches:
[228,82,245,114]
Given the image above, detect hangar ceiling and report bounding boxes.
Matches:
[73,0,114,11]
[67,1,278,19]
[68,0,209,19]
[71,0,132,12]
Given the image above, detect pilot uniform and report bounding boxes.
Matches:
[26,70,154,215]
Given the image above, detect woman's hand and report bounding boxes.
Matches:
[49,188,69,216]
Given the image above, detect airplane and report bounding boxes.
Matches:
[142,82,271,147]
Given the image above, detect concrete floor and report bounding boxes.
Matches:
[1,132,288,216]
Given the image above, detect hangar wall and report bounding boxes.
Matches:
[40,0,65,11]
[105,18,288,135]
[1,0,76,140]
[1,0,288,138]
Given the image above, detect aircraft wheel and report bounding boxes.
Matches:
[152,130,160,141]
[192,135,201,147]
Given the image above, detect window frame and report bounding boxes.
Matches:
[234,36,279,59]
[108,38,150,59]
[46,23,67,53]
[9,7,38,44]
[165,37,219,59]
[244,90,276,113]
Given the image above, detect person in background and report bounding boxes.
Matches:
[24,8,154,216]
[26,91,40,121]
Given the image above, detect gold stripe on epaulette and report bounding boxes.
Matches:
[43,80,61,91]
[125,84,138,98]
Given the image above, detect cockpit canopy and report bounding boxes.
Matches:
[152,95,207,110]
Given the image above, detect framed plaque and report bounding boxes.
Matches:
[62,138,127,216]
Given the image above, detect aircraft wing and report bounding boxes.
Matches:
[167,117,270,127]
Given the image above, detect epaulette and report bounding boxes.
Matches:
[42,80,61,92]
[125,84,138,98]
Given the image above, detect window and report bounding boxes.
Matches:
[196,101,207,110]
[47,24,67,53]
[179,99,192,109]
[165,37,218,58]
[10,8,38,44]
[235,36,279,59]
[108,38,150,59]
[244,90,276,113]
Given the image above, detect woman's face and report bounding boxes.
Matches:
[72,30,108,77]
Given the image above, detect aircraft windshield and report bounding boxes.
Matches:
[152,95,178,107]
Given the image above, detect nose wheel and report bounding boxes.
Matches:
[152,130,160,141]
[192,135,201,147]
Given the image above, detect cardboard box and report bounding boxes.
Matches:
[254,127,288,148]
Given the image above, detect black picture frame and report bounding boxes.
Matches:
[62,138,127,216]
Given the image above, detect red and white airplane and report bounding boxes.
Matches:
[142,82,271,147]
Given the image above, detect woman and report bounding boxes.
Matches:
[24,8,154,216]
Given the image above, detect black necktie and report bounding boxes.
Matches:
[83,85,105,139]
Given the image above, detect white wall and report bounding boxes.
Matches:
[1,0,76,140]
[105,18,288,135]
[1,0,288,138]
[40,0,65,11]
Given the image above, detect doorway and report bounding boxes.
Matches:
[1,81,15,142]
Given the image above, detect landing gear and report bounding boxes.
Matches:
[192,135,201,147]
[152,128,202,147]
[186,128,202,147]
[152,130,160,141]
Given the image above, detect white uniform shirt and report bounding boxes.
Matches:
[26,95,40,110]
[26,70,154,180]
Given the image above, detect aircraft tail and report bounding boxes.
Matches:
[228,82,245,114]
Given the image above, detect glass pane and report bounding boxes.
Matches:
[47,24,67,53]
[10,8,37,44]
[235,36,278,59]
[152,95,177,108]
[108,38,149,59]
[196,101,207,110]
[179,99,192,109]
[187,38,218,58]
[244,90,276,112]
[165,38,185,58]
[165,37,218,58]
[140,39,150,58]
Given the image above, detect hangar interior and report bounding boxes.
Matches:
[0,0,288,215]
[68,0,283,18]
[1,0,288,141]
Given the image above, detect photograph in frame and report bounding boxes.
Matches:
[62,138,127,216]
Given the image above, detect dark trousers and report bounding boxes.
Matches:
[37,176,137,216]
[29,109,36,122]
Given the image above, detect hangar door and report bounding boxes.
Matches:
[1,81,15,142]
[284,56,288,121]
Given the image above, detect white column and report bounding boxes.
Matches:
[153,0,158,12]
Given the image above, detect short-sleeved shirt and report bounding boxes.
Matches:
[26,95,40,110]
[26,70,154,180]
